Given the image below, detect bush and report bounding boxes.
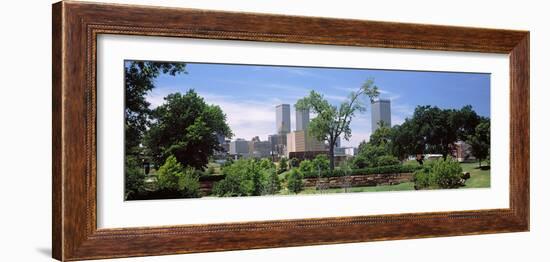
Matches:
[286,168,304,194]
[212,159,255,197]
[353,144,389,168]
[213,159,282,197]
[432,158,463,189]
[412,166,436,190]
[413,159,463,190]
[375,155,400,166]
[125,156,146,199]
[263,169,281,195]
[278,157,288,174]
[177,168,201,198]
[156,155,201,198]
[298,159,314,175]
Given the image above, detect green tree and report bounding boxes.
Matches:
[286,168,304,194]
[259,158,276,170]
[212,159,268,197]
[146,90,232,169]
[296,78,379,171]
[263,168,281,195]
[353,142,389,168]
[392,105,483,161]
[311,154,330,171]
[278,157,288,174]
[298,159,314,175]
[467,119,490,167]
[369,125,392,147]
[413,158,463,189]
[124,61,186,155]
[156,155,200,198]
[124,156,146,200]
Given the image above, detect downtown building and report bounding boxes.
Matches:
[286,107,328,160]
[371,99,392,132]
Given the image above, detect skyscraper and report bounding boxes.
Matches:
[371,99,391,132]
[276,104,291,134]
[295,107,309,131]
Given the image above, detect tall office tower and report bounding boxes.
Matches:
[276,104,291,134]
[371,99,392,132]
[295,107,310,131]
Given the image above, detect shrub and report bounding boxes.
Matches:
[263,168,281,195]
[213,159,282,197]
[156,155,184,190]
[353,144,389,168]
[413,159,463,190]
[177,168,201,198]
[213,159,255,197]
[432,158,463,189]
[286,168,304,194]
[206,164,216,175]
[413,166,436,190]
[375,155,400,166]
[278,157,288,174]
[259,158,276,170]
[125,156,146,199]
[298,159,315,176]
[289,157,300,168]
[156,155,200,198]
[312,154,330,171]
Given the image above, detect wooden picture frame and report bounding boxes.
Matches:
[52,1,529,261]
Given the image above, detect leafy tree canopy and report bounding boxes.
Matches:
[125,61,186,154]
[146,90,232,169]
[296,78,379,170]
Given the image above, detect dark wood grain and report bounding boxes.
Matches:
[52,1,530,261]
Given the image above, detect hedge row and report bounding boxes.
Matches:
[302,164,421,178]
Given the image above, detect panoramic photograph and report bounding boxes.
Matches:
[124,60,491,201]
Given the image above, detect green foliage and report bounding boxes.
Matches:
[298,159,314,174]
[146,90,233,170]
[156,155,184,190]
[286,168,304,194]
[413,158,463,189]
[124,156,146,199]
[295,78,379,170]
[206,164,216,175]
[353,142,390,168]
[155,155,200,198]
[412,166,436,190]
[312,154,330,171]
[177,168,201,198]
[375,155,400,166]
[124,61,186,154]
[259,158,275,170]
[278,157,288,174]
[289,157,300,168]
[432,158,463,188]
[467,118,490,166]
[213,159,281,197]
[301,164,421,178]
[263,169,281,195]
[369,125,392,147]
[392,105,482,159]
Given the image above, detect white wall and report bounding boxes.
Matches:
[0,0,547,261]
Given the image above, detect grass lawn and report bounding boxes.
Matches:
[461,162,491,188]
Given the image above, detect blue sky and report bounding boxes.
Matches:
[141,62,490,148]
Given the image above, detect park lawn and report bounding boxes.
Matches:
[461,162,491,188]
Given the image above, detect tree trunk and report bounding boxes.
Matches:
[329,142,335,172]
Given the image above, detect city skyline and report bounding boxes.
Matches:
[144,62,491,148]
